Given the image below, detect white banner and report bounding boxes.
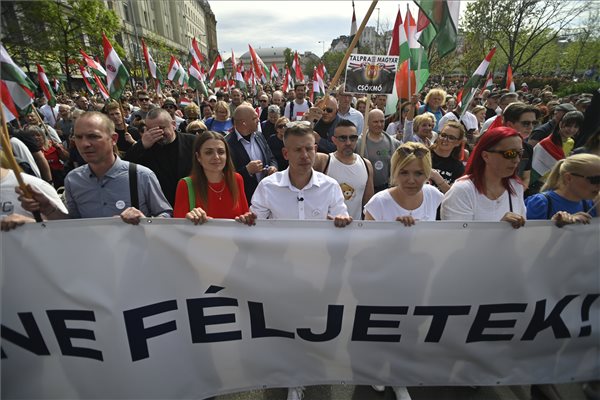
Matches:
[1,219,599,399]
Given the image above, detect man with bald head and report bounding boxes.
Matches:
[356,108,401,192]
[271,90,285,115]
[310,96,342,153]
[229,88,243,116]
[226,104,278,203]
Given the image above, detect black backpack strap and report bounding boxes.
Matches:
[361,156,370,178]
[582,200,589,213]
[542,192,553,219]
[129,162,139,209]
[289,101,294,120]
[324,154,331,174]
[508,190,513,213]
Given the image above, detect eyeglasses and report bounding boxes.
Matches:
[486,148,524,159]
[335,135,359,142]
[324,107,335,113]
[139,98,150,102]
[260,100,268,103]
[276,124,287,129]
[163,105,176,109]
[398,147,429,158]
[188,129,205,135]
[439,132,460,141]
[570,173,600,185]
[517,120,536,127]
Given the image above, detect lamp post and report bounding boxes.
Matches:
[318,41,325,56]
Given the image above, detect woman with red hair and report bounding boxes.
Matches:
[441,126,526,228]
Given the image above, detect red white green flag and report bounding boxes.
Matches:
[460,48,497,118]
[80,49,107,77]
[142,39,163,83]
[248,44,270,82]
[79,65,95,95]
[92,74,110,101]
[292,51,304,82]
[270,64,279,81]
[483,71,494,90]
[36,63,56,107]
[188,58,208,97]
[282,66,293,93]
[414,0,460,58]
[0,44,36,121]
[102,33,130,99]
[506,64,515,92]
[208,53,225,82]
[190,37,205,64]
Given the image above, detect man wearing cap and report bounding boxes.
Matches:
[162,97,185,132]
[261,105,281,140]
[528,102,577,147]
[337,89,364,134]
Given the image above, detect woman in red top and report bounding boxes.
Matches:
[174,131,250,223]
[27,125,69,188]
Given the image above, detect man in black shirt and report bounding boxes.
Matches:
[125,108,195,205]
[105,102,140,154]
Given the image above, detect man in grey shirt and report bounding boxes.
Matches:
[18,112,172,223]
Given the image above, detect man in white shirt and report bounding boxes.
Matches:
[336,88,364,134]
[241,121,352,226]
[284,83,311,121]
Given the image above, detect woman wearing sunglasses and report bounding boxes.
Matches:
[441,127,527,228]
[267,117,290,171]
[364,142,443,226]
[525,153,599,224]
[428,121,466,194]
[173,131,250,223]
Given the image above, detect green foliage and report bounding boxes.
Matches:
[302,58,319,80]
[555,81,600,98]
[321,51,345,82]
[283,48,293,68]
[1,0,121,89]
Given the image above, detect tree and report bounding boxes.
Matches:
[321,51,345,82]
[283,48,294,69]
[1,0,121,91]
[302,58,320,80]
[462,0,590,80]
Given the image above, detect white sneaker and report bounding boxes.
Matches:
[287,386,304,400]
[371,385,386,392]
[392,386,412,400]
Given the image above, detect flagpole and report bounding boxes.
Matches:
[359,94,372,157]
[32,107,55,144]
[416,47,423,96]
[326,0,379,97]
[0,105,43,222]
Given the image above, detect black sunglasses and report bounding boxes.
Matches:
[324,107,335,113]
[163,105,176,109]
[335,135,359,142]
[139,98,150,102]
[188,129,205,135]
[571,173,600,185]
[276,124,286,129]
[486,148,524,159]
[399,147,429,158]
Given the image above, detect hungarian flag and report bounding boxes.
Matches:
[188,58,208,97]
[416,7,436,50]
[80,48,107,77]
[93,74,110,101]
[0,44,36,122]
[235,63,245,89]
[270,63,279,81]
[51,77,61,94]
[483,71,494,90]
[36,64,56,107]
[292,51,304,82]
[385,7,413,116]
[248,44,269,82]
[310,67,325,103]
[142,39,163,83]
[208,53,225,82]
[102,33,130,100]
[405,7,428,94]
[190,37,205,64]
[414,0,459,58]
[532,137,565,182]
[459,48,497,118]
[506,64,515,92]
[350,0,358,53]
[282,66,294,93]
[79,65,95,95]
[167,55,185,84]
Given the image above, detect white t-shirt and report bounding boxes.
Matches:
[438,111,478,132]
[441,178,526,221]
[1,169,67,218]
[325,154,368,220]
[284,99,310,121]
[364,184,443,221]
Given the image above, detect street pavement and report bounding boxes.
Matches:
[214,383,589,399]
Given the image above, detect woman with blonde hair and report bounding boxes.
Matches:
[204,100,233,134]
[186,120,208,135]
[526,153,599,224]
[418,88,446,131]
[364,141,443,226]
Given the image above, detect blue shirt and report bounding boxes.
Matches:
[525,190,596,220]
[65,157,172,219]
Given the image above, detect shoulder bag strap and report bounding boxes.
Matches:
[183,177,196,212]
[129,162,139,209]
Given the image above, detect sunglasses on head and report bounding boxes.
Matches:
[486,148,524,159]
[335,134,359,142]
[439,132,460,141]
[276,124,287,129]
[399,147,429,158]
[286,120,311,128]
[571,173,600,185]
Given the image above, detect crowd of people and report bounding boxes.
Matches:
[1,78,599,400]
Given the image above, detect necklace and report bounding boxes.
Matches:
[208,182,226,200]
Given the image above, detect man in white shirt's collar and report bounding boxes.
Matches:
[238,121,352,227]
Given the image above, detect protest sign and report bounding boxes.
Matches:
[344,54,400,94]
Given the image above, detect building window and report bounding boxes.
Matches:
[123,3,130,23]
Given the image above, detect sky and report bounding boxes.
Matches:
[209,1,471,59]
